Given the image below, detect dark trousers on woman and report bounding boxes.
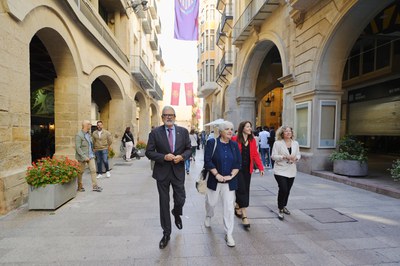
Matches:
[236,170,251,208]
[274,174,295,210]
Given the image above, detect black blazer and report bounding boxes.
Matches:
[145,125,192,181]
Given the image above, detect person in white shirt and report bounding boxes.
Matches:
[258,126,271,167]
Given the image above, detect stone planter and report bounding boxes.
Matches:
[333,160,368,177]
[137,149,146,157]
[28,178,77,210]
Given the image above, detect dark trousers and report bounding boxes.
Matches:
[274,174,295,210]
[156,174,186,236]
[236,170,251,208]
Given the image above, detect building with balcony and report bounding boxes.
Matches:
[205,0,399,174]
[0,0,164,214]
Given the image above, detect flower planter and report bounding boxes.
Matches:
[333,160,368,177]
[28,178,77,210]
[137,149,146,157]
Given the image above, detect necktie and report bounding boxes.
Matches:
[168,128,173,152]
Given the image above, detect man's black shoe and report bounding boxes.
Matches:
[171,210,183,230]
[159,235,170,249]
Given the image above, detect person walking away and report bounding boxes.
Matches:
[92,120,112,178]
[271,125,301,220]
[203,121,241,247]
[122,127,134,161]
[75,120,103,192]
[258,126,271,168]
[145,106,192,249]
[232,121,264,230]
[268,126,276,168]
[189,129,198,161]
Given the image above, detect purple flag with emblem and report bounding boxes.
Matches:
[174,0,199,41]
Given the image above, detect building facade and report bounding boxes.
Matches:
[0,0,164,214]
[199,0,400,173]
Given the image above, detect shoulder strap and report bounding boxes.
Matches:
[211,139,217,156]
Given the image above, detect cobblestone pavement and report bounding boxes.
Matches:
[1,150,400,265]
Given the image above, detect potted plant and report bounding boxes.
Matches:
[329,135,368,177]
[136,141,147,157]
[26,157,81,210]
[388,159,400,181]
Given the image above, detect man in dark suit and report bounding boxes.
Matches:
[145,106,192,249]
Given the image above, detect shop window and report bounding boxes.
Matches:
[295,101,311,148]
[362,39,374,74]
[319,100,337,148]
[349,47,360,79]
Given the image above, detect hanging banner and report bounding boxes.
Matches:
[174,0,199,41]
[171,82,180,105]
[185,82,194,106]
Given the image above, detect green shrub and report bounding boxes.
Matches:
[329,135,368,163]
[388,159,400,181]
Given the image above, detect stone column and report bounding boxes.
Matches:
[235,96,257,127]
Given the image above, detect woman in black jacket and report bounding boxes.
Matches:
[122,127,134,161]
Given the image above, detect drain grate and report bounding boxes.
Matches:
[301,208,357,223]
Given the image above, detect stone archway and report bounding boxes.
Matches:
[133,91,148,143]
[31,28,78,159]
[89,67,125,152]
[149,103,159,130]
[234,39,285,127]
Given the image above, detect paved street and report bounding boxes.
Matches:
[1,149,400,265]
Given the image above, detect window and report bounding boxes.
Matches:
[295,101,311,147]
[210,59,215,81]
[206,60,209,82]
[206,30,209,51]
[210,5,215,20]
[319,100,337,148]
[201,33,204,53]
[210,30,215,50]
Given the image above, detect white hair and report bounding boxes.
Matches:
[217,121,234,132]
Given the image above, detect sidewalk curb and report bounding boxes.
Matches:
[312,170,400,199]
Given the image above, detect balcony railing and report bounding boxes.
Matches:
[142,12,152,34]
[221,3,233,32]
[216,24,226,48]
[155,17,162,34]
[216,50,233,84]
[130,55,154,90]
[71,0,128,66]
[156,47,163,61]
[150,32,158,51]
[232,0,280,45]
[149,0,158,19]
[151,79,163,100]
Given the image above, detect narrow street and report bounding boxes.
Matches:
[1,149,399,265]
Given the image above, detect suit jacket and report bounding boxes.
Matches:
[232,136,264,174]
[271,139,301,178]
[145,125,192,181]
[75,130,93,162]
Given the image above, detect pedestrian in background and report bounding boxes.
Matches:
[268,126,276,168]
[271,125,301,220]
[75,120,102,192]
[232,121,264,230]
[203,121,241,247]
[121,127,134,161]
[258,126,271,168]
[145,106,192,249]
[92,120,112,178]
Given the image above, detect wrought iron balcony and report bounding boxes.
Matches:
[150,32,158,51]
[221,3,233,32]
[232,0,280,45]
[130,55,154,91]
[216,50,233,77]
[216,24,226,48]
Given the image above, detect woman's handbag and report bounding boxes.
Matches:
[195,139,217,194]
